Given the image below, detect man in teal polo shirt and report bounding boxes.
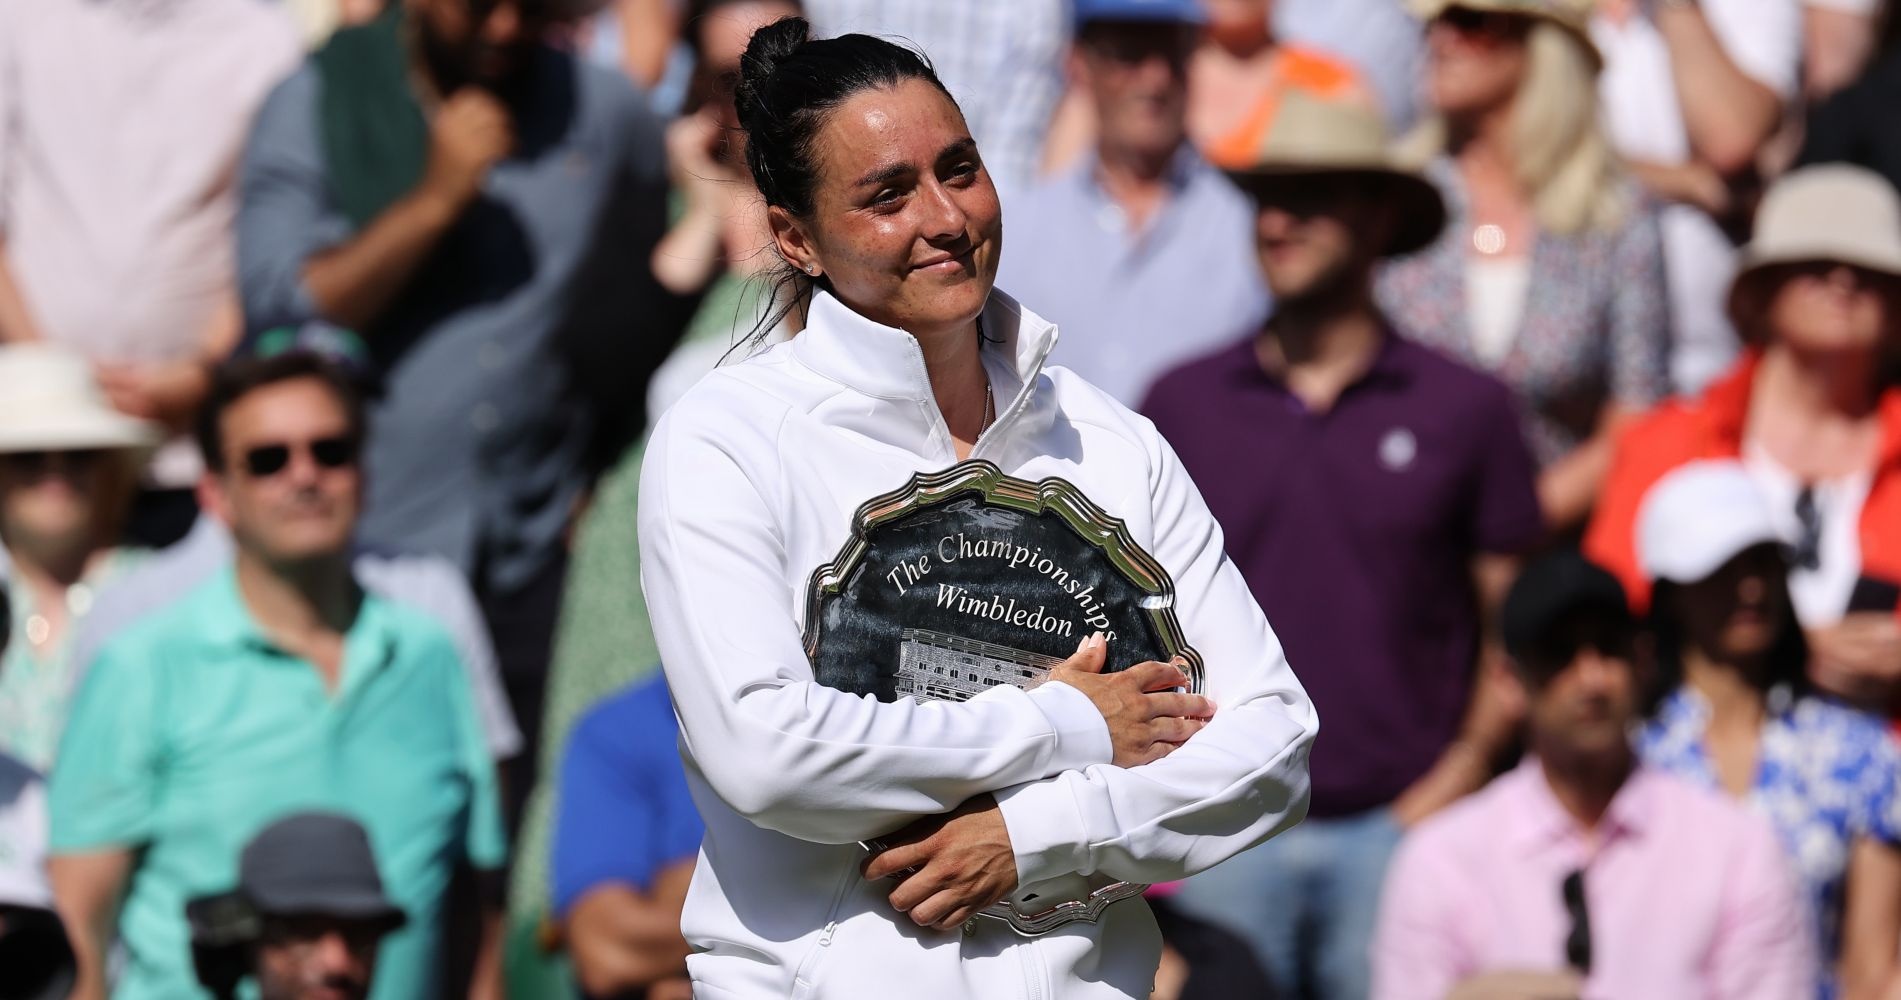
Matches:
[47,353,506,1000]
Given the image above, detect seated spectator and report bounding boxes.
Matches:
[998,0,1270,406]
[1143,91,1542,998]
[238,0,695,820]
[1594,0,1801,395]
[0,345,162,771]
[1372,550,1815,999]
[1191,0,1370,165]
[1634,460,1901,999]
[0,0,302,548]
[1377,0,1668,532]
[552,674,702,1000]
[1586,164,1901,710]
[68,513,522,766]
[47,353,505,1000]
[187,813,407,1000]
[0,587,78,1000]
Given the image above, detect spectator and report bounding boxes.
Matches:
[0,0,302,548]
[503,1,798,976]
[553,675,702,1000]
[803,0,1068,189]
[236,0,694,822]
[1372,549,1815,999]
[1378,0,1668,532]
[186,813,408,1000]
[0,586,79,1000]
[1142,92,1542,998]
[47,354,505,1000]
[67,514,523,766]
[1044,0,1374,174]
[1594,0,1802,396]
[1585,165,1901,710]
[1634,460,1901,999]
[0,345,162,771]
[1193,0,1371,164]
[1000,0,1270,406]
[1274,0,1428,131]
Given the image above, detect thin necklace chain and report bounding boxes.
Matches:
[977,316,995,436]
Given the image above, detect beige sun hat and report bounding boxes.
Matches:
[1409,0,1602,66]
[1726,164,1901,333]
[1220,88,1448,256]
[0,344,164,454]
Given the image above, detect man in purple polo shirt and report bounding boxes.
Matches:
[1139,90,1544,1000]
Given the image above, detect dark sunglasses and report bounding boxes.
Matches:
[1437,5,1533,38]
[1793,486,1822,572]
[1250,175,1363,218]
[1562,868,1593,974]
[241,436,359,478]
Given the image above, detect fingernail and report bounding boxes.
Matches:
[1090,631,1105,649]
[1075,636,1088,654]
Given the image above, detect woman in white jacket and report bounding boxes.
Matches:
[638,16,1318,999]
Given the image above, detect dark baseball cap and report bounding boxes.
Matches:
[1502,550,1638,677]
[238,813,407,928]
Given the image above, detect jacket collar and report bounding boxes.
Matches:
[1690,349,1901,469]
[788,288,1061,460]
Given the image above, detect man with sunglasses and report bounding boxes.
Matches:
[238,0,698,827]
[1371,550,1812,1000]
[1139,91,1541,999]
[47,353,506,1000]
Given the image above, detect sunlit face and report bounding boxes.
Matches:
[771,77,1003,338]
[1074,22,1199,165]
[255,916,385,1000]
[199,379,362,568]
[1524,613,1641,760]
[1673,544,1791,668]
[0,449,125,566]
[1425,7,1533,119]
[1248,177,1392,302]
[1765,262,1896,354]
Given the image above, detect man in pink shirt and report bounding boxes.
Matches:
[1372,550,1814,1000]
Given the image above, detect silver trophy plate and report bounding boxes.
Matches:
[802,460,1201,936]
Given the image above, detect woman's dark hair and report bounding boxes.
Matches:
[729,16,959,342]
[1644,551,1811,716]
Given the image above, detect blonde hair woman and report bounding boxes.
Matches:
[1377,0,1669,531]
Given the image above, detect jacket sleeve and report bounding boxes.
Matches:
[638,405,1114,846]
[993,423,1318,886]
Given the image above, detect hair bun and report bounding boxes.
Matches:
[738,16,812,100]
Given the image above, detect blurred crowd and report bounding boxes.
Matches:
[0,0,1899,998]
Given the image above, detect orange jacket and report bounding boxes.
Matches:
[1583,352,1901,614]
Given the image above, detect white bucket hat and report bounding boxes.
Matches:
[1728,164,1901,318]
[0,344,163,454]
[1637,460,1783,585]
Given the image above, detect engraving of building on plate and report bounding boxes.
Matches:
[895,628,1062,703]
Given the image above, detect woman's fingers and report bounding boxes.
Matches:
[1120,659,1189,693]
[1146,716,1207,745]
[1142,691,1215,720]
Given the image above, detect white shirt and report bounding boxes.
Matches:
[638,289,1317,999]
[1742,442,1872,627]
[0,752,49,908]
[1465,255,1532,366]
[1593,0,1801,396]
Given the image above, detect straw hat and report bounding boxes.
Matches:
[1409,0,1602,66]
[1220,89,1448,256]
[0,344,163,454]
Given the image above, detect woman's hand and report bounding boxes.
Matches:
[1048,632,1215,767]
[864,795,1018,931]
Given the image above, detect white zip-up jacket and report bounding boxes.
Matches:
[639,289,1317,1000]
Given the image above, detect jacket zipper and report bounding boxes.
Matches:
[1017,934,1049,1000]
[791,860,858,997]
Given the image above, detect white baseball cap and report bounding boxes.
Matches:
[1637,460,1782,585]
